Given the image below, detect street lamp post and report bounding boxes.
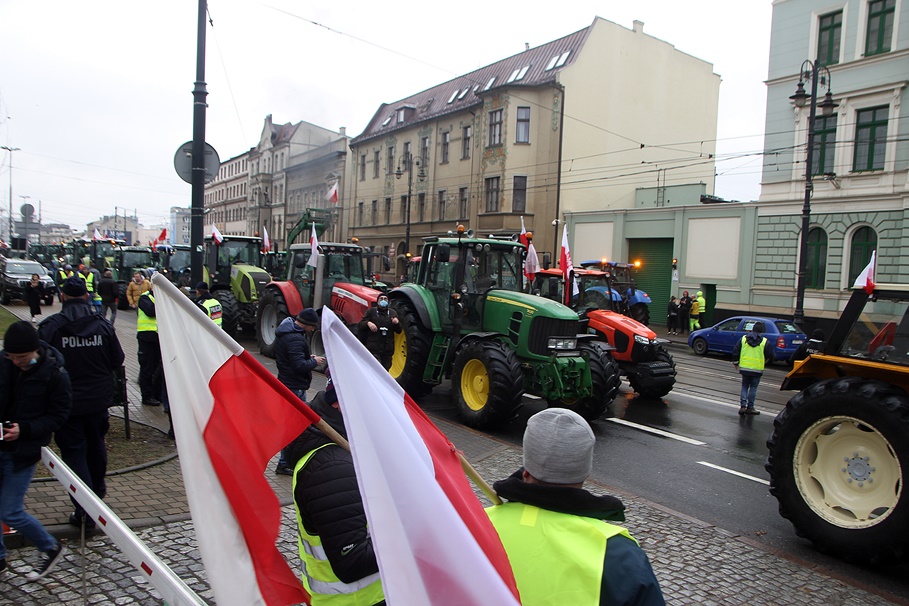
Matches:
[1,145,20,245]
[790,59,838,324]
[395,153,426,255]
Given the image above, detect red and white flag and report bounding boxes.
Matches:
[559,224,579,298]
[306,223,320,268]
[93,228,102,241]
[212,224,224,245]
[262,225,271,253]
[853,250,876,294]
[519,217,540,284]
[321,309,521,605]
[326,182,339,205]
[152,274,317,606]
[157,228,168,244]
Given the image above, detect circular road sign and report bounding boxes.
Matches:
[174,141,220,184]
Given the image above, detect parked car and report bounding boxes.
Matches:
[0,258,56,305]
[688,316,807,363]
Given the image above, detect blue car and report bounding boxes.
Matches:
[688,316,807,363]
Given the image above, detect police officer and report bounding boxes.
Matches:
[38,276,124,529]
[357,294,401,370]
[194,282,223,327]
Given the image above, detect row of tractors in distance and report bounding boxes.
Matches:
[533,266,676,399]
[578,259,652,326]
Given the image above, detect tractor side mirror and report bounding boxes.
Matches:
[435,244,451,263]
[542,253,551,270]
[293,252,308,268]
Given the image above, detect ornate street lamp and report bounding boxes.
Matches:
[395,153,426,255]
[791,59,837,324]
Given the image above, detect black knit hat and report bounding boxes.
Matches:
[195,281,209,291]
[4,321,39,354]
[295,308,319,326]
[61,276,88,297]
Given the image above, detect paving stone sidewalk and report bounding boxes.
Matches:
[1,301,904,605]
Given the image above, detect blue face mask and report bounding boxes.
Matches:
[28,357,37,365]
[378,299,389,308]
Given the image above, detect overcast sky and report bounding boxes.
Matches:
[0,0,772,232]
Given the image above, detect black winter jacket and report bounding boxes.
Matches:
[0,344,73,469]
[357,306,401,356]
[273,317,318,392]
[286,393,379,584]
[38,299,125,415]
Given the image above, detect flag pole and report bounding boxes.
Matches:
[315,419,350,452]
[458,452,502,506]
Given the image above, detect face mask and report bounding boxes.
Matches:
[378,300,388,308]
[28,358,37,365]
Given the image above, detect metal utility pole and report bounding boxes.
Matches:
[190,0,208,286]
[1,145,19,245]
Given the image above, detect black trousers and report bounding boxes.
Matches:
[55,410,110,514]
[137,335,162,402]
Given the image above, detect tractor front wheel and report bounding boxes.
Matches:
[451,339,523,429]
[256,288,289,358]
[389,299,433,397]
[629,345,676,399]
[214,289,240,338]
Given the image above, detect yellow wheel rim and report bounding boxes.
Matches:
[389,330,407,378]
[460,359,489,412]
[795,415,902,529]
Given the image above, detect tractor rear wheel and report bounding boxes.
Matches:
[257,288,289,358]
[389,299,433,397]
[214,289,240,338]
[116,282,130,310]
[766,377,909,565]
[629,302,650,326]
[451,339,523,428]
[629,345,676,399]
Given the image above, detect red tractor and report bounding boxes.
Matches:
[534,267,676,398]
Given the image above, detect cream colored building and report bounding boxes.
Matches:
[347,17,720,279]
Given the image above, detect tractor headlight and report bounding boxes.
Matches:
[633,334,651,345]
[548,337,578,351]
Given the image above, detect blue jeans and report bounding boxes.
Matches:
[740,373,762,408]
[0,452,58,560]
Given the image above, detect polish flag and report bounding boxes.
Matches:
[158,228,168,244]
[152,274,317,606]
[326,182,339,205]
[519,217,540,284]
[306,223,320,268]
[853,250,876,294]
[93,228,102,241]
[321,309,521,605]
[212,224,224,245]
[559,224,579,299]
[262,225,271,253]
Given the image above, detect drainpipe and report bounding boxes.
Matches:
[552,83,565,255]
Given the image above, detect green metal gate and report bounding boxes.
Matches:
[628,239,674,327]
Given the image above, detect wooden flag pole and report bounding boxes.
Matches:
[315,418,350,452]
[459,452,502,506]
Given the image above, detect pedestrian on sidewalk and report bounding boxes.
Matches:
[487,408,664,606]
[126,271,150,310]
[136,281,163,406]
[732,321,773,416]
[24,274,45,323]
[97,269,119,325]
[678,291,692,335]
[286,375,385,605]
[38,277,125,530]
[273,308,325,475]
[666,296,680,336]
[0,321,71,580]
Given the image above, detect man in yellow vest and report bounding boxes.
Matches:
[194,282,223,327]
[78,264,102,311]
[732,321,773,415]
[486,408,664,605]
[136,282,163,406]
[287,377,385,605]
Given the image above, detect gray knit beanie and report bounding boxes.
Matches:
[523,408,595,484]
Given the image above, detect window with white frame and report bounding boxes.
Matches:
[853,106,888,171]
[488,109,503,146]
[865,0,895,57]
[516,107,531,143]
[485,177,500,212]
[462,126,472,159]
[441,132,450,163]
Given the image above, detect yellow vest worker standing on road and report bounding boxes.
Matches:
[136,285,163,407]
[732,322,773,415]
[487,408,664,606]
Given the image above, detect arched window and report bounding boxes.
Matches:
[848,226,877,285]
[806,227,827,289]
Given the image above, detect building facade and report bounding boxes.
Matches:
[205,151,250,237]
[347,17,720,281]
[169,206,191,246]
[87,212,139,245]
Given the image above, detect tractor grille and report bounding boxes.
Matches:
[528,317,580,356]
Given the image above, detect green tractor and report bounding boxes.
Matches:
[72,238,122,272]
[389,228,622,429]
[154,244,192,288]
[204,235,272,337]
[111,245,156,309]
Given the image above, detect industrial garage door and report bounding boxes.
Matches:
[628,239,674,327]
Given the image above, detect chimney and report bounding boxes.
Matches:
[339,126,346,137]
[633,20,644,33]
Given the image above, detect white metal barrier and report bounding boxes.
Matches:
[40,447,207,606]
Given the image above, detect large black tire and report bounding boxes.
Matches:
[451,339,524,428]
[629,302,650,326]
[560,341,621,421]
[1,286,9,305]
[766,377,909,565]
[116,282,130,310]
[389,299,433,397]
[629,345,677,399]
[214,289,240,338]
[256,288,289,358]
